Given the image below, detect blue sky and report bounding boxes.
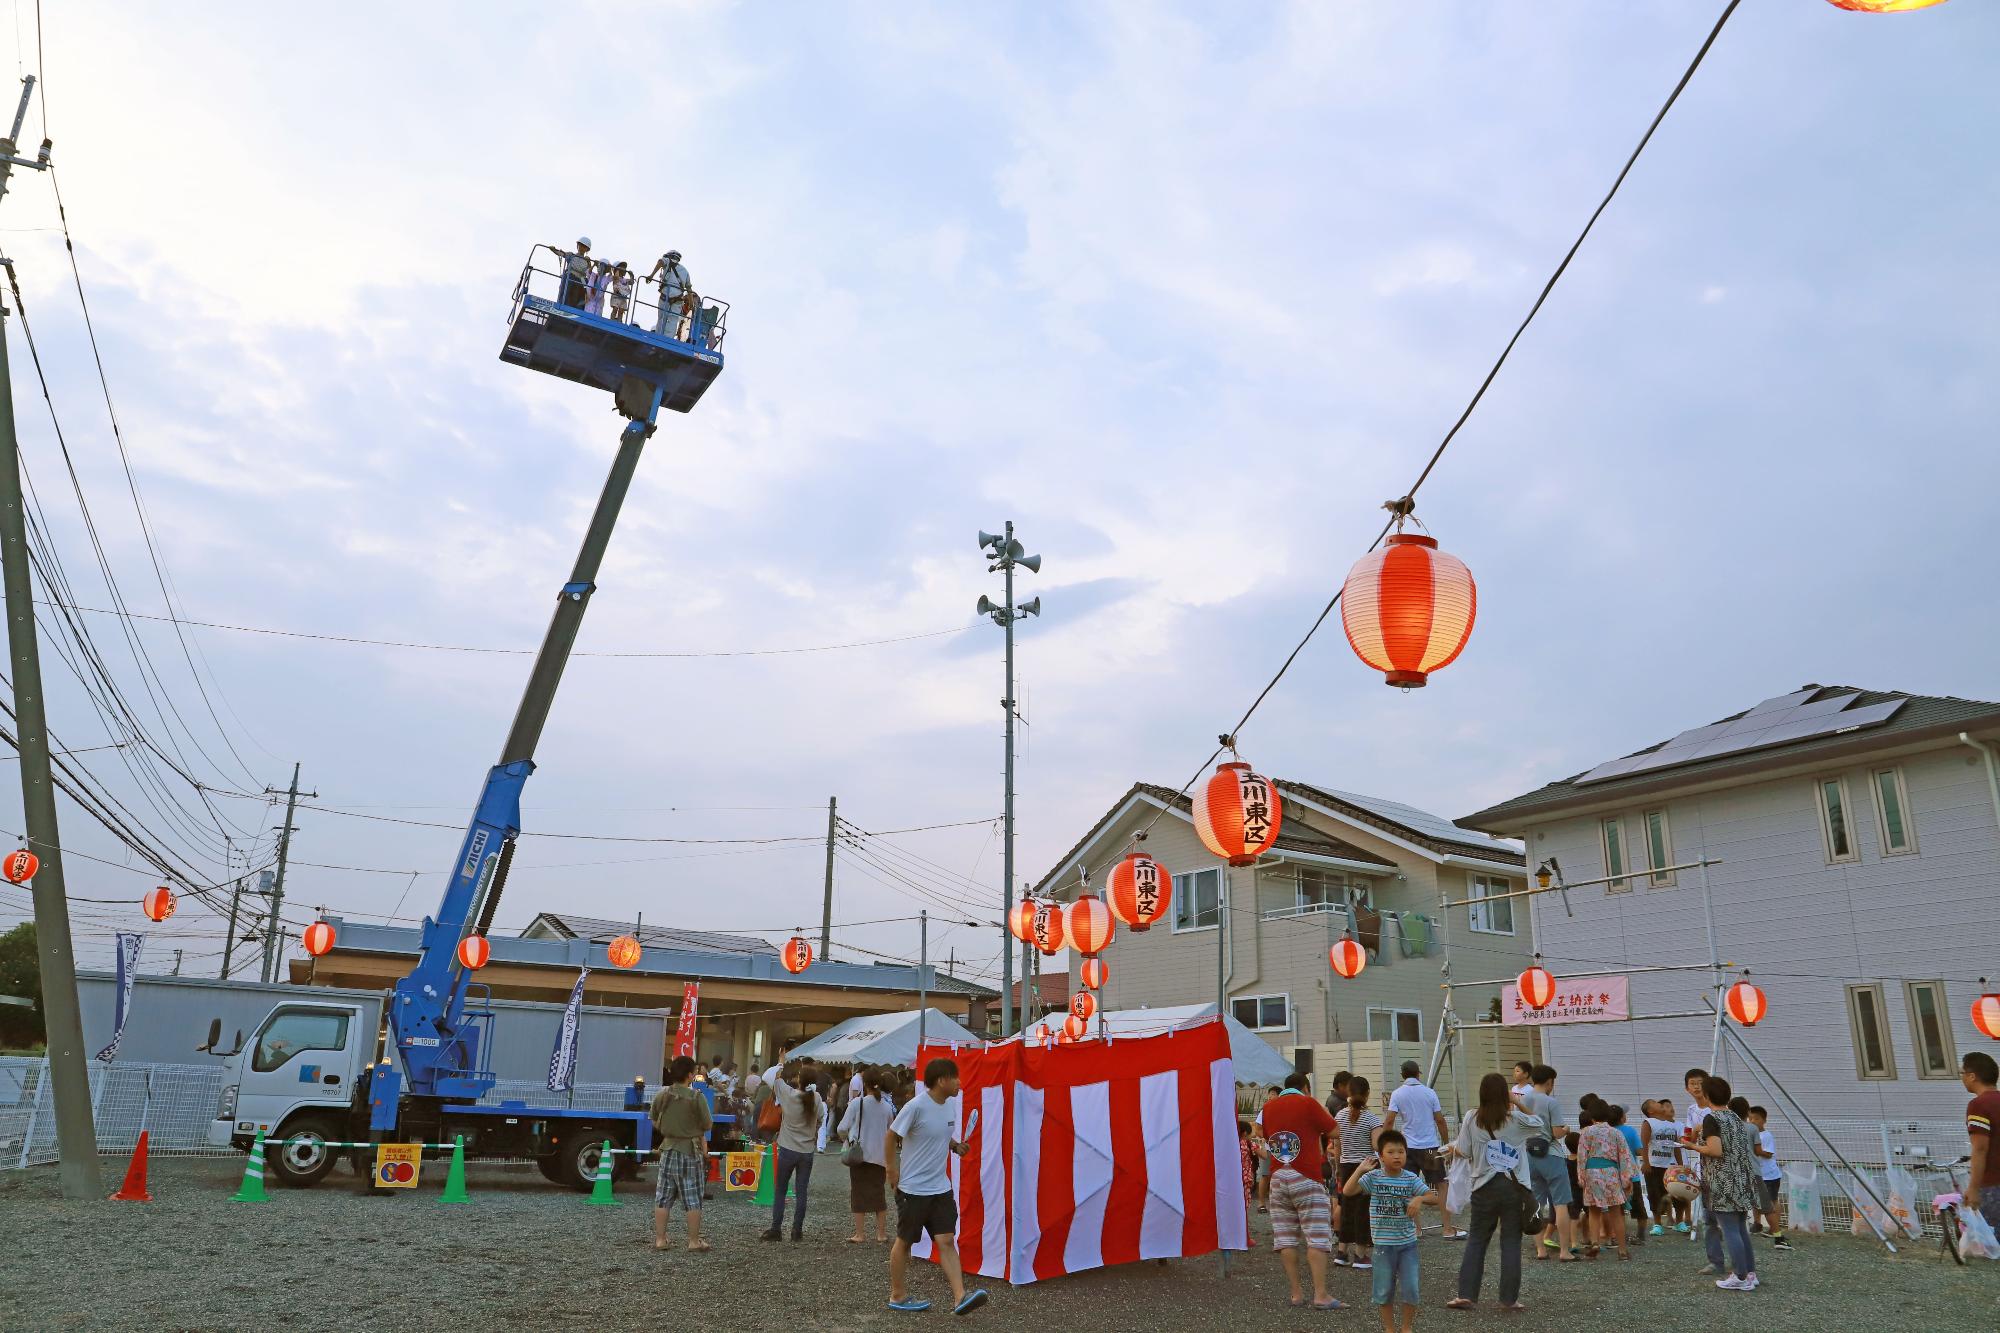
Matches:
[0,1,1993,986]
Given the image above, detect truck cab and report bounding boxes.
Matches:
[208,999,374,1185]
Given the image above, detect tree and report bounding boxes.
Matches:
[0,920,44,1048]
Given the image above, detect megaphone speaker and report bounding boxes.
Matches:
[978,531,1002,551]
[976,595,995,616]
[1019,554,1042,574]
[1018,597,1041,617]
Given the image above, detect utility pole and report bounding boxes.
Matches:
[171,949,183,977]
[819,795,836,962]
[916,909,928,1056]
[220,875,244,980]
[977,524,1039,1035]
[0,77,95,1198]
[261,763,312,984]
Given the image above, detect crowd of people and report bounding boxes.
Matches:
[545,235,714,346]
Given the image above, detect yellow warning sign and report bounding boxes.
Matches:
[724,1150,761,1192]
[374,1142,423,1188]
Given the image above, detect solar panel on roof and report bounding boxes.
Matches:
[1573,692,1906,786]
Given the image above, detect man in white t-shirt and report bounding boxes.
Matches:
[1384,1061,1461,1239]
[886,1058,988,1316]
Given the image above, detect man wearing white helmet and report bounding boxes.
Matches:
[554,235,594,308]
[647,249,692,340]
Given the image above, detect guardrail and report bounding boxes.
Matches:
[512,244,729,351]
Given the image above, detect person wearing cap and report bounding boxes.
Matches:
[555,236,593,308]
[647,249,692,339]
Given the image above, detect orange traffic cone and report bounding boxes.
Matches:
[110,1130,153,1202]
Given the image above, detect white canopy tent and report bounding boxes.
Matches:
[1025,1003,1297,1086]
[785,1008,984,1067]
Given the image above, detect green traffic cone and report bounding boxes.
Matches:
[751,1141,774,1207]
[230,1128,270,1203]
[585,1139,618,1206]
[439,1134,470,1204]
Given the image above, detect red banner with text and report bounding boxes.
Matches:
[673,982,700,1058]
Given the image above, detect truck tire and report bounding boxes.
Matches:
[269,1115,344,1188]
[562,1130,611,1192]
[535,1153,567,1184]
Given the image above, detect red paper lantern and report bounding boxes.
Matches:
[1081,958,1108,991]
[781,935,814,974]
[1517,965,1556,1009]
[1070,991,1096,1022]
[1973,993,2000,1042]
[1329,937,1367,979]
[141,885,177,923]
[1195,761,1282,867]
[1725,979,1767,1027]
[302,920,336,957]
[1063,1013,1088,1041]
[606,934,643,968]
[1008,898,1039,944]
[1825,1,1950,12]
[1065,895,1115,957]
[1340,533,1476,688]
[1105,852,1172,932]
[1,848,37,883]
[1032,899,1066,956]
[457,934,491,970]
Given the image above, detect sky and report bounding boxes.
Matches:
[0,1,1993,990]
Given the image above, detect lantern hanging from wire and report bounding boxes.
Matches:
[1195,755,1282,867]
[1063,1013,1088,1042]
[302,920,337,958]
[1973,986,2000,1041]
[782,934,814,974]
[1008,897,1039,945]
[1032,898,1066,956]
[1517,963,1556,1010]
[1069,991,1096,1022]
[1065,894,1115,957]
[1,848,37,883]
[1105,849,1172,932]
[1724,976,1767,1027]
[141,885,177,923]
[1329,934,1367,980]
[1081,957,1108,991]
[457,934,491,970]
[1825,1,1950,12]
[606,934,643,969]
[1339,503,1476,689]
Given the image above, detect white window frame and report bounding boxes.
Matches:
[1845,983,1896,1080]
[1601,816,1629,893]
[1642,808,1676,888]
[1817,775,1859,865]
[1872,767,1918,857]
[1904,980,1955,1080]
[1293,865,1345,914]
[1467,875,1516,935]
[1171,865,1224,933]
[1365,1007,1423,1043]
[1231,993,1292,1033]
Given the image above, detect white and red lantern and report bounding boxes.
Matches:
[1063,1013,1088,1042]
[1195,761,1282,867]
[1065,895,1115,957]
[1825,1,1950,12]
[457,934,491,970]
[1032,899,1066,956]
[1973,993,2000,1042]
[141,885,177,923]
[1106,851,1171,932]
[1081,958,1108,991]
[1070,991,1096,1022]
[1340,532,1477,688]
[606,934,643,969]
[302,920,336,957]
[1725,979,1767,1027]
[2,848,38,883]
[782,935,814,974]
[1329,936,1367,979]
[1008,898,1039,945]
[1517,965,1556,1009]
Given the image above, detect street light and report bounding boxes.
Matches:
[980,522,1040,1036]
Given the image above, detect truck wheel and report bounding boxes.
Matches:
[563,1131,611,1192]
[535,1154,567,1184]
[269,1116,344,1188]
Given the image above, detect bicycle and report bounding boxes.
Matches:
[1915,1154,1973,1265]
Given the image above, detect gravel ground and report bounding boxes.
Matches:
[2,1155,1994,1332]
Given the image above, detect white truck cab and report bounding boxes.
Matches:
[208,999,373,1182]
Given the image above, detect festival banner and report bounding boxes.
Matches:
[1501,973,1628,1025]
[673,982,700,1060]
[93,933,146,1062]
[547,966,589,1092]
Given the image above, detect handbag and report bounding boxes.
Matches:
[757,1094,783,1135]
[843,1139,867,1166]
[1516,1179,1548,1236]
[1523,1136,1551,1159]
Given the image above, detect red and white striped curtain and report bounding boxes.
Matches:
[915,1019,1247,1284]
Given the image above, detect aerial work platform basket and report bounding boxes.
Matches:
[501,244,728,413]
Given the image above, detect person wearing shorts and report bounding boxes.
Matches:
[1261,1072,1343,1311]
[649,1055,713,1252]
[886,1058,988,1316]
[1518,1065,1577,1260]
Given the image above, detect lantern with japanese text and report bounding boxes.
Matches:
[1340,531,1476,688]
[606,934,642,969]
[1063,1013,1088,1041]
[1032,899,1066,956]
[1329,935,1367,980]
[1008,898,1039,944]
[1195,760,1282,867]
[1106,851,1171,932]
[1725,978,1767,1027]
[1065,895,1115,957]
[141,885,176,923]
[457,934,491,970]
[782,935,814,974]
[1070,991,1096,1022]
[302,920,336,957]
[1,848,37,883]
[1973,991,2000,1042]
[1517,964,1556,1009]
[1081,958,1108,991]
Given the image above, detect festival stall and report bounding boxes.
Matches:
[1023,1002,1296,1086]
[785,1008,983,1067]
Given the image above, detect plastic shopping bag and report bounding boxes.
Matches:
[1960,1206,2000,1261]
[1783,1162,1824,1235]
[1884,1166,1925,1241]
[1445,1156,1472,1217]
[1845,1171,1896,1239]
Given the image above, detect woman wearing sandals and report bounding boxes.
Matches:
[840,1067,894,1243]
[1444,1073,1540,1313]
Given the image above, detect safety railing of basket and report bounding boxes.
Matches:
[512,244,728,352]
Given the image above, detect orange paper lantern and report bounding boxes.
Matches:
[1340,533,1476,688]
[782,935,814,974]
[1008,898,1039,944]
[141,885,177,923]
[302,920,336,957]
[1105,852,1172,932]
[1069,991,1096,1022]
[1080,958,1108,991]
[1195,761,1282,867]
[1517,965,1556,1009]
[1725,979,1767,1027]
[1065,895,1115,957]
[1063,1013,1088,1041]
[1329,937,1367,979]
[457,934,491,970]
[606,934,643,968]
[1972,994,2000,1042]
[1825,1,1949,11]
[1,848,37,883]
[1032,900,1066,956]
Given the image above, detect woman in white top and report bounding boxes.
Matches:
[839,1067,894,1242]
[1332,1075,1383,1267]
[1444,1073,1541,1312]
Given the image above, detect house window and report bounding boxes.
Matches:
[1643,809,1675,888]
[1601,817,1629,892]
[1873,768,1916,855]
[1231,994,1291,1032]
[1294,865,1344,912]
[1366,1008,1422,1043]
[1467,876,1515,935]
[1905,981,1954,1079]
[1817,777,1858,864]
[1173,866,1223,932]
[1845,984,1896,1080]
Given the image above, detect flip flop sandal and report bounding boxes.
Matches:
[953,1290,989,1316]
[1445,1298,1476,1310]
[888,1299,932,1313]
[1312,1299,1345,1311]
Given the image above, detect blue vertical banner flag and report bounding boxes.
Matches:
[547,966,588,1092]
[94,932,146,1063]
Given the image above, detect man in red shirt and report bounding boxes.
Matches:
[1963,1051,2000,1232]
[1261,1072,1343,1311]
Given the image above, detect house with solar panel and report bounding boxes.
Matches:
[1035,779,1536,1107]
[1460,684,2000,1125]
